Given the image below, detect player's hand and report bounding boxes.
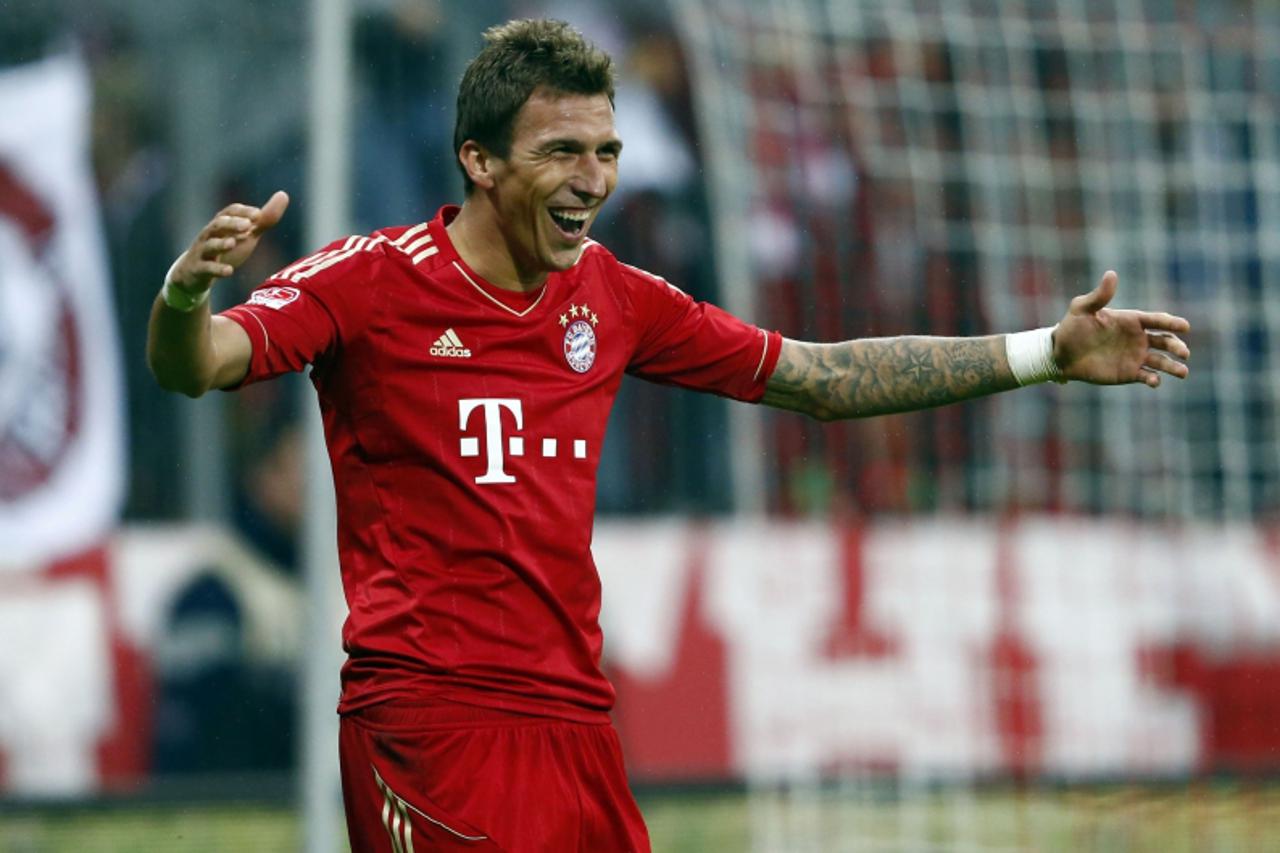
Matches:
[1052,270,1190,387]
[167,190,290,295]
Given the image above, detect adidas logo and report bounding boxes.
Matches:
[430,328,472,358]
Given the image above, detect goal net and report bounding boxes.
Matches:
[671,1,1280,848]
[675,0,1280,524]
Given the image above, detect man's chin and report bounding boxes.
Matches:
[544,243,585,271]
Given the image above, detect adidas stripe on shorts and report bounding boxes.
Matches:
[339,699,651,852]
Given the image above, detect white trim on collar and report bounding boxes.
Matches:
[451,261,548,318]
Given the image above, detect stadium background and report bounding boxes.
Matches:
[1,0,1277,850]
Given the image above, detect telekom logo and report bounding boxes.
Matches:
[458,398,588,484]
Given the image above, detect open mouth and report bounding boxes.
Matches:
[548,208,590,240]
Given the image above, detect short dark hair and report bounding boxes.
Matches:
[453,19,615,193]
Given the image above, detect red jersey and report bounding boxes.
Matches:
[222,206,781,721]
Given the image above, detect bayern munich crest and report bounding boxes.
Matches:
[564,320,596,373]
[559,302,599,373]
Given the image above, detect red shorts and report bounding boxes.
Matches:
[339,700,651,852]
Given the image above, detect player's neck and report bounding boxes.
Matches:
[447,199,547,293]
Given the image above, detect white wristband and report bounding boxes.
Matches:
[160,257,211,313]
[1005,326,1064,386]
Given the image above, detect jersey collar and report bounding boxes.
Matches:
[430,205,552,318]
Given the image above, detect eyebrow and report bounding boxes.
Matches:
[541,137,624,154]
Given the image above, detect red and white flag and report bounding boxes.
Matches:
[0,52,124,567]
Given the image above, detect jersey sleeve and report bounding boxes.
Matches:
[621,263,782,402]
[218,236,375,387]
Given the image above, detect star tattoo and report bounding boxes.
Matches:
[902,347,935,382]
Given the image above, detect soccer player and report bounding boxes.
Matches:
[146,18,1190,853]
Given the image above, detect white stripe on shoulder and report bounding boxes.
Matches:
[392,221,431,248]
[276,246,341,280]
[388,224,442,266]
[402,232,434,255]
[411,245,439,264]
[285,234,388,282]
[277,234,369,281]
[287,248,361,282]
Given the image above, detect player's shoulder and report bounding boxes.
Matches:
[574,239,687,297]
[268,230,385,288]
[267,220,438,287]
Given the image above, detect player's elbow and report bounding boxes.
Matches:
[802,398,873,422]
[174,381,211,400]
[154,372,210,399]
[766,394,848,422]
[807,405,846,423]
[147,356,212,398]
[793,394,851,421]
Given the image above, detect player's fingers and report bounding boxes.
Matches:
[220,203,259,218]
[1144,349,1188,379]
[1138,366,1161,388]
[1138,311,1190,334]
[199,236,239,259]
[1070,270,1117,315]
[203,215,254,238]
[1147,331,1190,360]
[254,190,289,231]
[192,259,235,278]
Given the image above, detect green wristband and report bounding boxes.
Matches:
[161,258,211,313]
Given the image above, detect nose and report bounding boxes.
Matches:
[572,153,610,201]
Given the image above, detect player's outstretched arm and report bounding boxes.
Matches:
[761,270,1190,421]
[147,191,289,397]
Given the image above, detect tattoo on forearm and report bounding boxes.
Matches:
[762,336,1018,420]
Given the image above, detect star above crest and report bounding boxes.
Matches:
[560,303,601,328]
[558,303,601,326]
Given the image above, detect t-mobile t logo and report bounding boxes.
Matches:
[458,398,588,485]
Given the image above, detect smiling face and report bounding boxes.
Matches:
[478,87,622,283]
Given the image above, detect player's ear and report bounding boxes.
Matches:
[459,141,497,191]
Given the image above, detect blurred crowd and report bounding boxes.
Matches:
[73,0,726,545]
[6,0,1275,779]
[18,0,1274,551]
[3,0,722,776]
